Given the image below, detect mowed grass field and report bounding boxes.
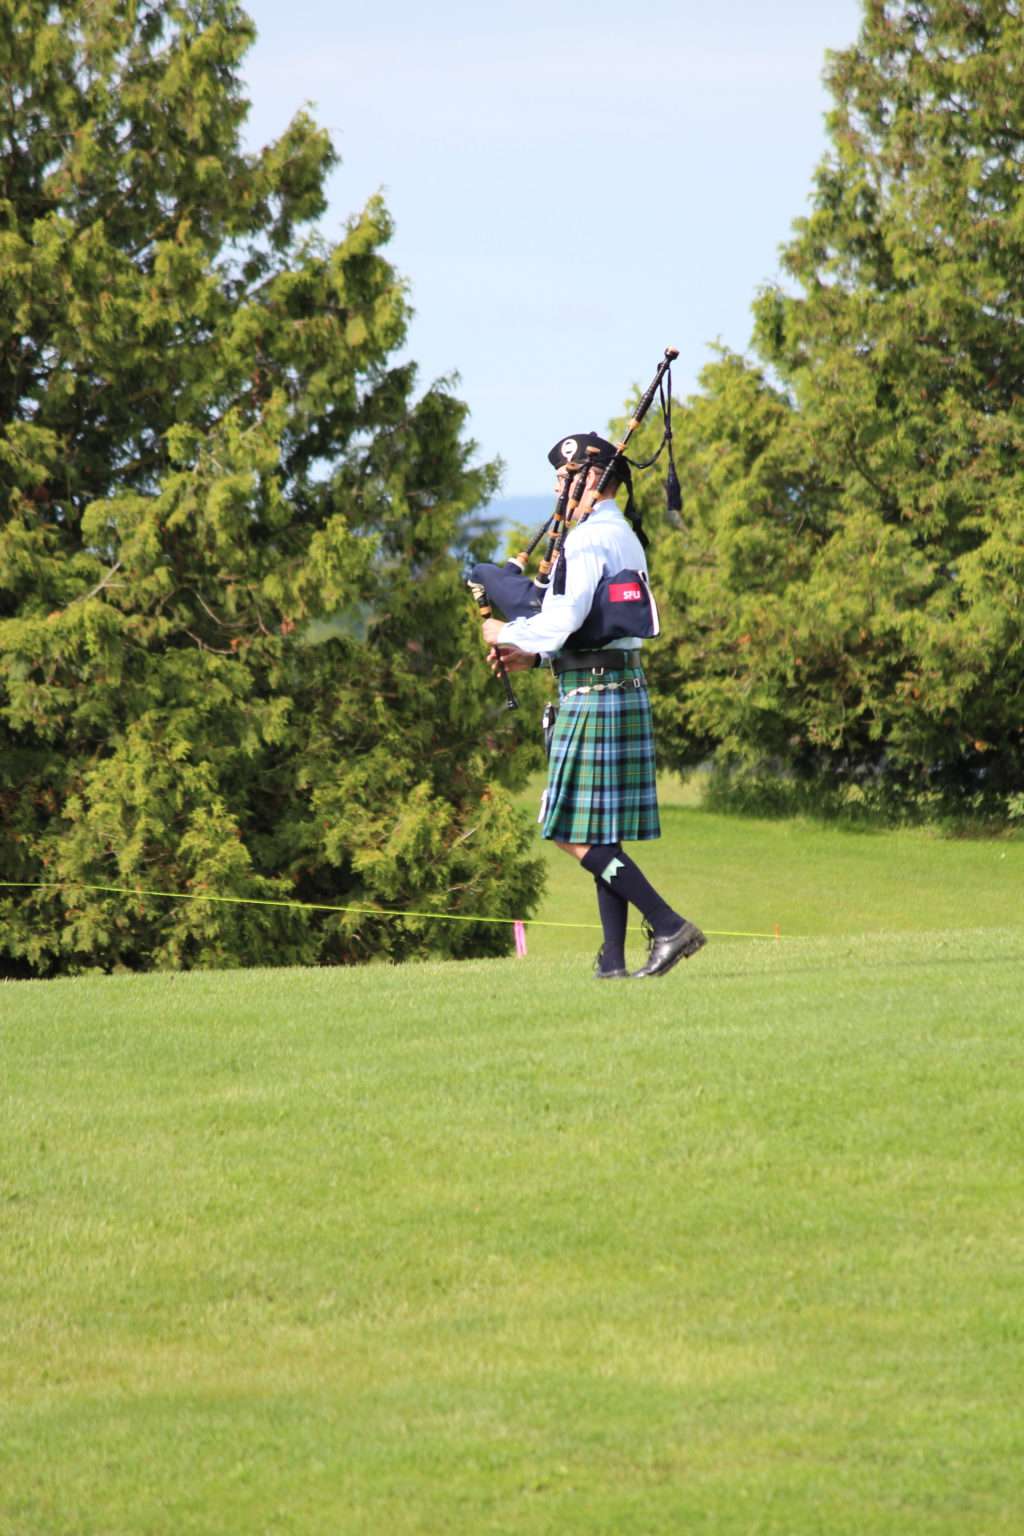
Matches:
[2,788,1023,1535]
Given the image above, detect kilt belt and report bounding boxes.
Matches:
[561,676,644,699]
[551,649,633,675]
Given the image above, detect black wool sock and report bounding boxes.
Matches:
[593,877,628,973]
[580,844,682,937]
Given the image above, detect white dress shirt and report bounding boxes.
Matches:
[497,499,650,657]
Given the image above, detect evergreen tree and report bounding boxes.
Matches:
[0,0,543,975]
[635,0,1024,818]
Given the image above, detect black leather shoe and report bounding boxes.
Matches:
[631,920,706,978]
[593,946,629,980]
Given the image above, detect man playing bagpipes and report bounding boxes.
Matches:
[474,384,706,981]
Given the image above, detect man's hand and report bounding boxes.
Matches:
[481,617,506,647]
[487,644,535,675]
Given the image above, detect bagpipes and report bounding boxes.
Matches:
[468,346,682,709]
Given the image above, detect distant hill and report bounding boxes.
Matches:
[475,494,551,558]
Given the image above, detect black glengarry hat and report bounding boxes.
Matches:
[547,432,618,470]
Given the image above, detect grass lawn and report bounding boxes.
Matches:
[2,793,1023,1534]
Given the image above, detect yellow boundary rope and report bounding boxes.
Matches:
[0,881,781,940]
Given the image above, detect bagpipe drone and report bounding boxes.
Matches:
[467,346,682,709]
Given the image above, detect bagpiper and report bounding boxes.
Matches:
[480,429,706,979]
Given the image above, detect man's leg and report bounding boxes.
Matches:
[559,841,706,979]
[593,878,629,978]
[556,841,627,979]
[580,844,682,937]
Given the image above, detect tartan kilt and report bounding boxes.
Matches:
[541,664,661,844]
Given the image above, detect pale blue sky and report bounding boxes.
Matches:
[240,0,864,495]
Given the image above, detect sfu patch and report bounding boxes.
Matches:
[609,582,644,603]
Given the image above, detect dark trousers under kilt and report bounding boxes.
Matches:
[541,664,660,844]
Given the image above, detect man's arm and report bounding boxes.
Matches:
[490,530,604,655]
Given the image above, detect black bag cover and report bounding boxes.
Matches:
[467,561,543,621]
[562,567,659,650]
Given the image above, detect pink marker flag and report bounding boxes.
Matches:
[513,920,528,957]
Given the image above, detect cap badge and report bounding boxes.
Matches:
[560,437,578,462]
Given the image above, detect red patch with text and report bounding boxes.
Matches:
[609,582,644,603]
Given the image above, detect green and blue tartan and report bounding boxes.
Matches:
[541,664,661,844]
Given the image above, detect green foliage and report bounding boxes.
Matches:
[632,0,1024,819]
[0,0,544,975]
